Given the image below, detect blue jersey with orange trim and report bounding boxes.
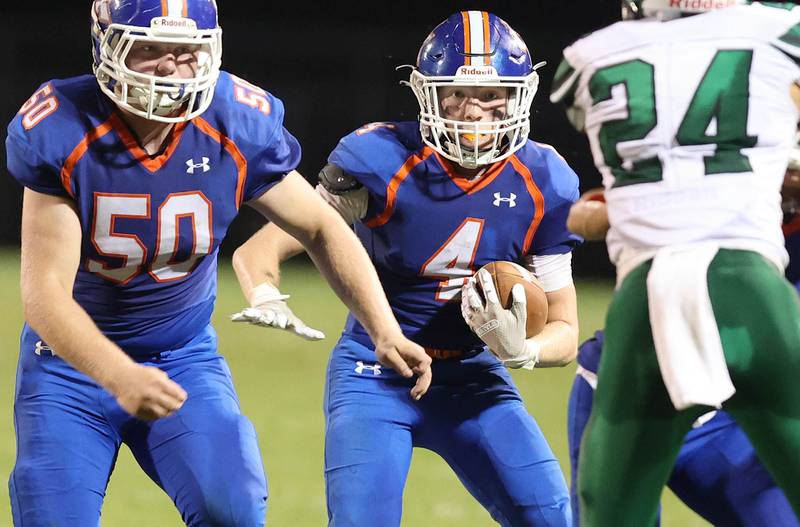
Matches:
[330,121,580,350]
[6,72,300,356]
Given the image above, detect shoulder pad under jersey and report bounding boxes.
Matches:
[318,163,363,195]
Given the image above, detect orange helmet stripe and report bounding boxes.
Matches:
[482,12,491,65]
[461,12,471,65]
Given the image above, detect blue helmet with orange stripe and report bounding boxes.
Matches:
[407,12,544,168]
[91,0,222,123]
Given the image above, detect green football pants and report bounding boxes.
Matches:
[579,249,800,526]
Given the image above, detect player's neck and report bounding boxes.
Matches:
[447,159,487,180]
[116,108,178,157]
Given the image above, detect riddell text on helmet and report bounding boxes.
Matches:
[151,17,198,29]
[456,66,498,76]
[669,0,739,8]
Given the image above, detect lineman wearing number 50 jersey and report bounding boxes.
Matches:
[5,0,431,525]
[551,0,800,524]
[233,12,580,527]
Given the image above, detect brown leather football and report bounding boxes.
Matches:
[477,261,548,338]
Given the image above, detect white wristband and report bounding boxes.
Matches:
[249,282,289,307]
[520,339,541,370]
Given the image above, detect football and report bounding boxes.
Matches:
[477,261,548,338]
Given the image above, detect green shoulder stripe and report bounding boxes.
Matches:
[552,59,575,89]
[550,58,579,105]
[774,46,800,68]
[755,2,797,11]
[778,23,800,49]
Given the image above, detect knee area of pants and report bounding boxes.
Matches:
[198,496,266,527]
[505,498,571,527]
[577,484,596,512]
[328,508,398,527]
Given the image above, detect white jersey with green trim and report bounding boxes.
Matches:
[551,3,800,275]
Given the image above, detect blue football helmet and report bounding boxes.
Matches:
[91,0,222,122]
[407,11,543,168]
[621,0,746,21]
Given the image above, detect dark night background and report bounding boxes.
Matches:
[0,1,623,276]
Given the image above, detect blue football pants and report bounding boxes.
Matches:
[324,334,571,527]
[567,333,798,527]
[9,324,267,527]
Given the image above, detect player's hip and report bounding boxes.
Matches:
[611,248,789,311]
[325,332,522,414]
[344,312,486,355]
[16,323,224,398]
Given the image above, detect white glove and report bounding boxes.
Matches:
[460,269,539,369]
[231,283,325,341]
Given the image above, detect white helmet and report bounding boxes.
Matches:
[622,0,746,21]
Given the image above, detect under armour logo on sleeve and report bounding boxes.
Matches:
[186,157,211,174]
[493,192,516,207]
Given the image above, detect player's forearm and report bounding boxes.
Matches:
[19,189,138,394]
[567,201,609,241]
[305,218,403,342]
[530,320,578,367]
[232,222,305,300]
[21,278,136,393]
[567,189,609,241]
[532,284,579,367]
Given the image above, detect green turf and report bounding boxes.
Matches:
[0,252,711,526]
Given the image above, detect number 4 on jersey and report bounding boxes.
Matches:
[420,218,484,301]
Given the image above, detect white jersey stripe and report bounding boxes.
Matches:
[468,11,485,64]
[167,0,186,17]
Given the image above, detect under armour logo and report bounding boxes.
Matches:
[34,340,56,357]
[475,319,499,338]
[354,361,382,375]
[493,192,516,207]
[186,157,210,174]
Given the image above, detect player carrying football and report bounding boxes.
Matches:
[5,0,431,525]
[550,0,800,523]
[232,11,581,526]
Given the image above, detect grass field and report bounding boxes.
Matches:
[0,250,711,526]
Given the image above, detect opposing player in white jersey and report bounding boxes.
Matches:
[550,0,800,524]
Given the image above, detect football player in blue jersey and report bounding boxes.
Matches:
[232,11,580,527]
[5,1,431,526]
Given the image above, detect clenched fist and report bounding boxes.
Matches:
[110,364,188,420]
